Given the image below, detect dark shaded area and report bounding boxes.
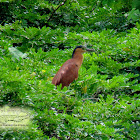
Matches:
[0,0,139,31]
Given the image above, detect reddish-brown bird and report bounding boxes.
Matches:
[52,46,93,89]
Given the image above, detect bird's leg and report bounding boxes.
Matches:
[67,84,71,90]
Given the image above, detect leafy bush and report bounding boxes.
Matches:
[0,0,140,139]
[0,23,140,139]
[0,0,139,32]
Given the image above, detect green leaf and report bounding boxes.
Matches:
[8,47,27,60]
[128,8,140,22]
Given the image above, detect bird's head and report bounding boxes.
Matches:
[72,46,94,58]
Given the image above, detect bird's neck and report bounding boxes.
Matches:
[72,53,83,68]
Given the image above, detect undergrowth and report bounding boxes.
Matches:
[0,23,140,139]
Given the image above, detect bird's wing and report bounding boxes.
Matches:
[52,59,79,88]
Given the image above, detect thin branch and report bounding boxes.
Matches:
[47,0,67,22]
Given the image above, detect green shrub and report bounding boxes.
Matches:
[0,1,139,138]
[0,23,139,138]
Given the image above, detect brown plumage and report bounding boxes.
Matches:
[52,46,93,89]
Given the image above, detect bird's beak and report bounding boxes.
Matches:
[85,48,95,52]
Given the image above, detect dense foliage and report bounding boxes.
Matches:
[0,0,140,139]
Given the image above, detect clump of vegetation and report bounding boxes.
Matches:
[0,0,140,139]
